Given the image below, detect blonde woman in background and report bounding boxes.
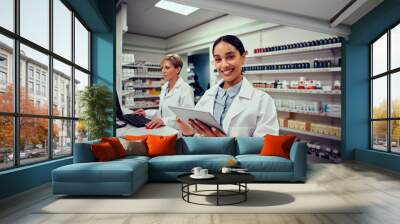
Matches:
[134,54,194,129]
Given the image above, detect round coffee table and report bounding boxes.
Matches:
[177,173,255,206]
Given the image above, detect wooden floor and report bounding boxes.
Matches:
[1,162,400,224]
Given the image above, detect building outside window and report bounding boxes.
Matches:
[370,22,400,154]
[0,0,91,170]
[0,54,6,67]
[0,71,6,84]
[35,70,40,81]
[41,85,46,97]
[28,81,34,94]
[35,83,40,95]
[28,67,34,80]
[0,55,7,89]
[41,73,46,83]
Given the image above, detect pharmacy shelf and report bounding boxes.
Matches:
[129,105,159,110]
[121,90,134,96]
[133,85,162,89]
[122,75,163,79]
[245,67,341,75]
[277,108,341,118]
[133,95,159,99]
[122,63,160,69]
[279,127,341,141]
[247,43,342,58]
[258,88,341,95]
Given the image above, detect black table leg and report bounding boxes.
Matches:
[245,183,247,201]
[217,184,219,206]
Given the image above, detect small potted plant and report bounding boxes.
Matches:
[79,84,113,140]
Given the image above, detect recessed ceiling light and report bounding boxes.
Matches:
[155,0,199,16]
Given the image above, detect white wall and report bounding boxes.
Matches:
[123,33,166,63]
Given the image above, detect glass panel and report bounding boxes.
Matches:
[372,33,387,76]
[20,117,49,165]
[20,44,49,115]
[74,17,89,70]
[372,76,387,119]
[53,119,72,158]
[0,0,14,31]
[20,0,49,49]
[0,116,13,170]
[391,24,400,70]
[391,72,400,118]
[53,0,72,60]
[0,35,14,112]
[372,121,388,151]
[74,69,89,118]
[75,120,88,143]
[391,120,400,153]
[53,59,72,117]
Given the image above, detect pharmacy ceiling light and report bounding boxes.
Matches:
[155,0,199,16]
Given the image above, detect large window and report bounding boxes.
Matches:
[371,23,400,153]
[0,0,91,171]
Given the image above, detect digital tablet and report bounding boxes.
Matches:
[168,106,224,131]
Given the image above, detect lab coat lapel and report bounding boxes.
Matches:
[222,78,253,133]
[165,77,183,98]
[200,79,221,114]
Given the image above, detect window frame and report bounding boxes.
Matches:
[370,20,400,154]
[0,0,92,171]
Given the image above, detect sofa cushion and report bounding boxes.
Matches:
[91,142,118,162]
[148,154,235,172]
[52,159,147,183]
[236,155,293,172]
[236,137,263,155]
[119,138,147,156]
[177,137,235,155]
[124,135,148,141]
[147,135,177,157]
[260,135,296,159]
[101,137,127,158]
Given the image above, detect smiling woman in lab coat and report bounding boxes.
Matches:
[177,35,279,137]
[134,54,194,129]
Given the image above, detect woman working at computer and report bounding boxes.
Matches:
[177,35,279,137]
[134,54,194,129]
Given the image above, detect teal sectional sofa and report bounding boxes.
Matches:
[52,137,307,196]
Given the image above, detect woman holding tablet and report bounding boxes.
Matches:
[177,35,279,137]
[134,54,194,129]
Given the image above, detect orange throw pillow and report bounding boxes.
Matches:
[101,137,127,158]
[146,135,177,157]
[91,142,117,162]
[124,135,148,141]
[260,135,296,159]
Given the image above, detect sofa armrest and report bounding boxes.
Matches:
[289,141,307,181]
[73,140,100,163]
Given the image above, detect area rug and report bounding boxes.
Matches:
[37,183,361,214]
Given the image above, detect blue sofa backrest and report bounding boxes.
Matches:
[177,137,236,155]
[236,137,263,155]
[73,139,100,163]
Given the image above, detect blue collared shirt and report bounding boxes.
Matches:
[213,81,242,128]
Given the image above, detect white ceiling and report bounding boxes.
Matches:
[225,0,353,24]
[125,0,225,38]
[125,0,383,38]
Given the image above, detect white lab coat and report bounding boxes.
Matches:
[146,77,194,129]
[195,77,279,137]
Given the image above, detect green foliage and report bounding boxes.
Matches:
[79,84,113,140]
